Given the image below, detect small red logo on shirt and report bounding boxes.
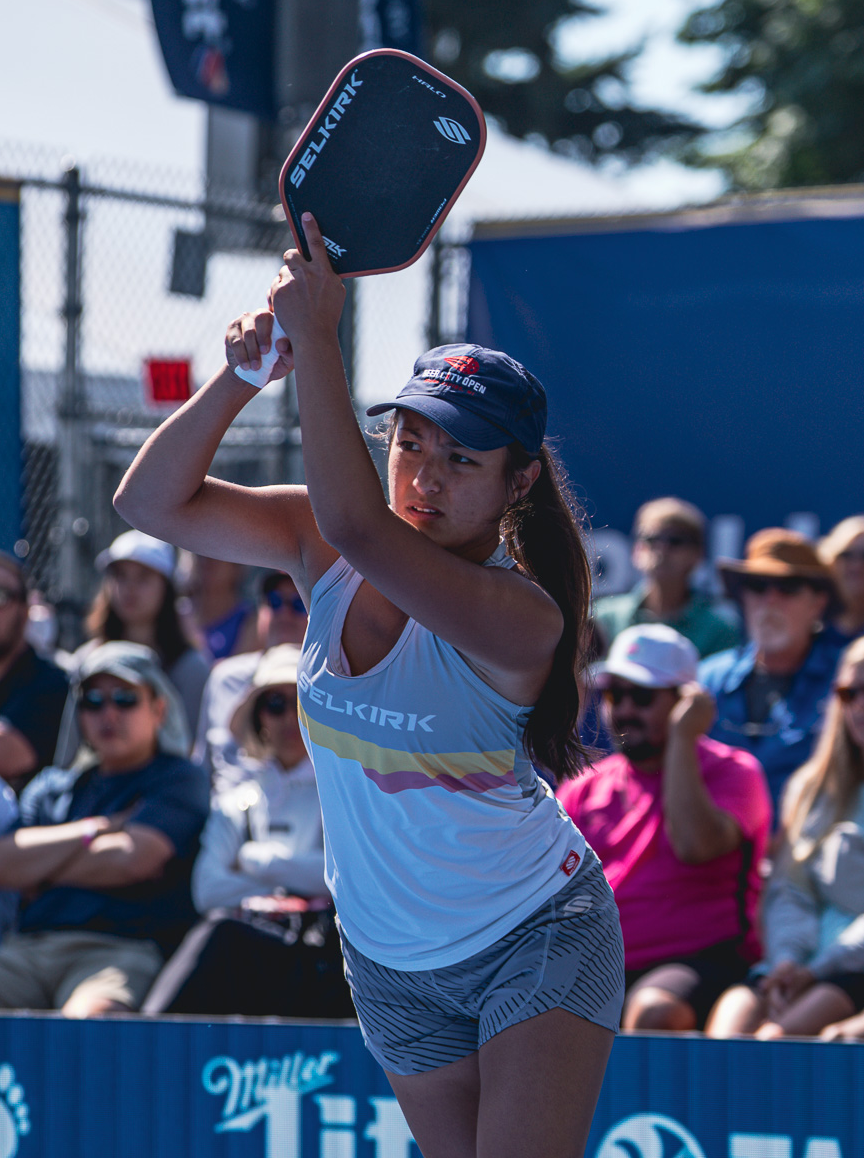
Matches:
[561,850,581,876]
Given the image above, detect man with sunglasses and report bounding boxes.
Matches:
[0,642,209,1017]
[0,551,69,792]
[594,497,741,660]
[193,570,308,789]
[558,624,771,1033]
[700,529,845,816]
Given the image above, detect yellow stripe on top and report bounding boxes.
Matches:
[299,703,517,793]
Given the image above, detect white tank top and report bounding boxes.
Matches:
[297,549,587,969]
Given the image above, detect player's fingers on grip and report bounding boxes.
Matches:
[301,212,328,259]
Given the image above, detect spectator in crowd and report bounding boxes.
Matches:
[58,530,209,754]
[183,554,258,660]
[0,641,208,1017]
[594,497,741,660]
[142,645,353,1019]
[706,636,864,1040]
[818,516,864,649]
[0,551,69,792]
[700,529,844,817]
[193,569,308,788]
[558,624,771,1032]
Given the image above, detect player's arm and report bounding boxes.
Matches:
[262,215,562,690]
[113,331,334,600]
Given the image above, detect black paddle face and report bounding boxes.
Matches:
[279,50,486,277]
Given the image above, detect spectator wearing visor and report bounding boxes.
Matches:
[192,570,308,790]
[0,642,209,1017]
[558,624,771,1032]
[594,497,741,660]
[700,529,845,817]
[0,550,69,792]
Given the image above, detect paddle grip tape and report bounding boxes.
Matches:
[233,316,288,388]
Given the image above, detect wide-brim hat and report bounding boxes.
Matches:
[718,528,836,599]
[75,640,190,759]
[230,644,302,759]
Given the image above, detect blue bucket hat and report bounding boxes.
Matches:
[366,344,547,456]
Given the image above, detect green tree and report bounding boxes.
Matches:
[423,0,696,164]
[679,0,864,189]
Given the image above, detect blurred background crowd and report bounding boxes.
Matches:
[1,496,864,1041]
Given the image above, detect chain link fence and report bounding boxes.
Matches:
[3,140,459,646]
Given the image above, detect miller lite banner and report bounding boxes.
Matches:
[150,0,276,119]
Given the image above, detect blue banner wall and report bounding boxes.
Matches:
[466,209,864,538]
[151,0,276,119]
[0,185,21,554]
[0,1017,858,1156]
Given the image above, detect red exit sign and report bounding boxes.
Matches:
[144,359,192,406]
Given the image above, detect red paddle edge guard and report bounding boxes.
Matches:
[278,49,487,279]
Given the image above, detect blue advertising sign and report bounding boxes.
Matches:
[150,0,276,119]
[0,184,22,554]
[466,206,864,542]
[0,1017,858,1156]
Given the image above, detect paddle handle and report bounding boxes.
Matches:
[233,316,288,388]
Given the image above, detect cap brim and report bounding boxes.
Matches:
[594,659,675,689]
[366,396,512,452]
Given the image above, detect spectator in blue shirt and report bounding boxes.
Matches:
[0,642,209,1017]
[700,529,844,818]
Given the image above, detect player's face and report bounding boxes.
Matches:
[77,673,165,773]
[388,411,530,563]
[107,560,167,629]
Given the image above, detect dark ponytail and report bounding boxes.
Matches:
[503,442,592,782]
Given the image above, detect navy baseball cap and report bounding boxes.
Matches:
[366,344,547,456]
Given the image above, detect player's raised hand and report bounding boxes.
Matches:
[225,308,294,382]
[270,213,346,348]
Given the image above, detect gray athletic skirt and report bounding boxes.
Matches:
[339,847,625,1075]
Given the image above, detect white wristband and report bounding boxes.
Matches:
[233,316,288,389]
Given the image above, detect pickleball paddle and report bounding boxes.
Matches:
[235,48,486,387]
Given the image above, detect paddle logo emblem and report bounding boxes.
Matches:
[433,117,472,144]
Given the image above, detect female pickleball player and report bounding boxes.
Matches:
[115,214,624,1158]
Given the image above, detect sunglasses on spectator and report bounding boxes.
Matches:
[837,549,864,564]
[602,684,661,708]
[836,685,864,706]
[264,590,306,615]
[78,688,143,713]
[257,691,297,717]
[738,575,811,597]
[637,533,699,549]
[0,588,25,608]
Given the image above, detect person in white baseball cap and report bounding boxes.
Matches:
[560,622,772,1036]
[55,530,210,764]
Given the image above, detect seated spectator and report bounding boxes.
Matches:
[184,554,258,660]
[706,636,864,1040]
[143,645,354,1019]
[0,550,69,792]
[193,570,308,790]
[0,642,209,1017]
[701,529,844,817]
[57,530,209,758]
[818,516,864,649]
[594,497,741,659]
[558,624,771,1032]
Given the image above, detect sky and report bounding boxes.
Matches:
[1,0,747,400]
